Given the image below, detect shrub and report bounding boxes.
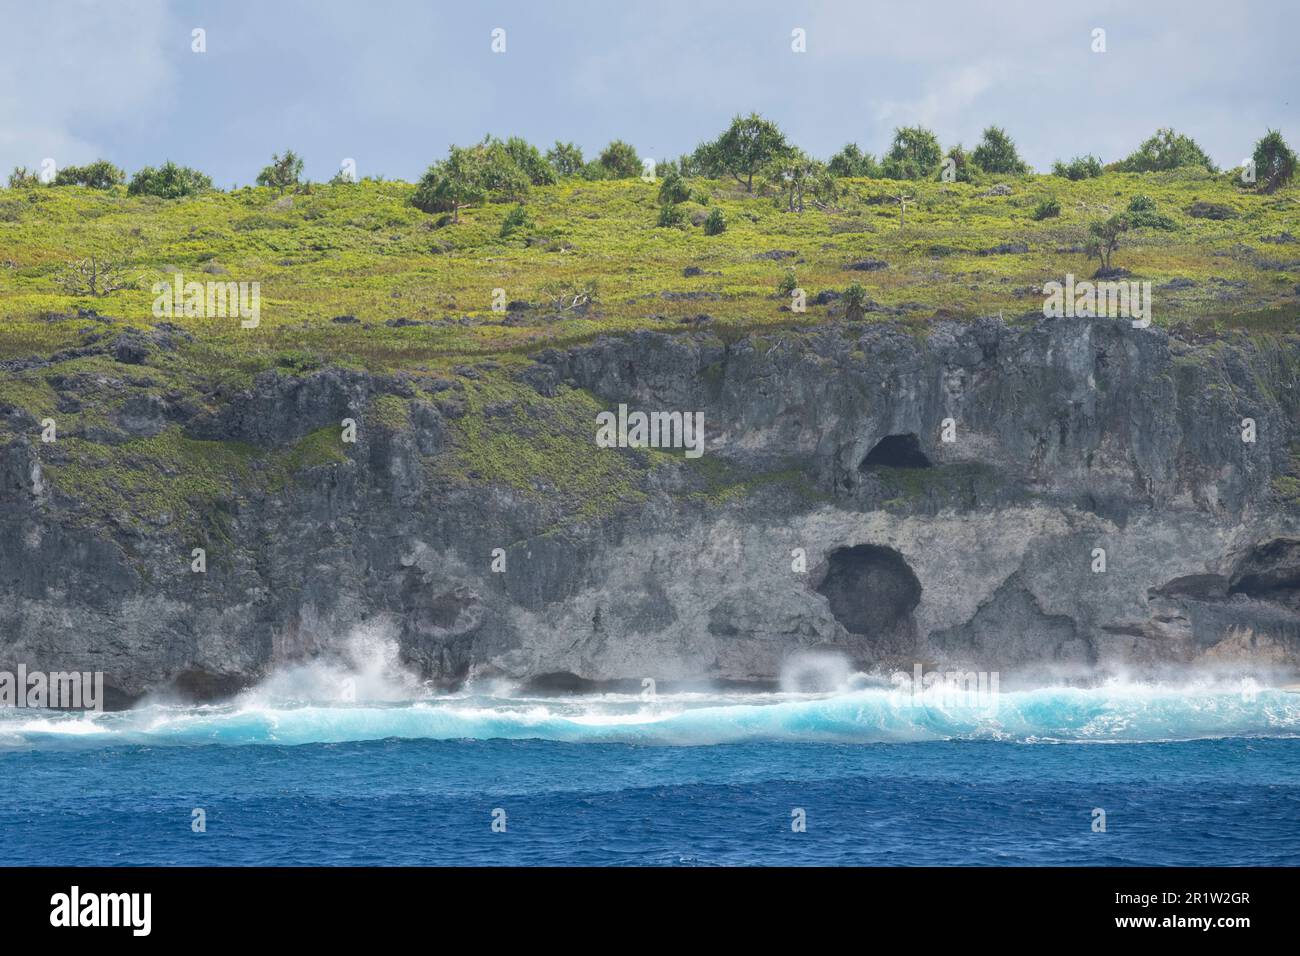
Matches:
[1031,197,1061,220]
[1118,128,1217,173]
[128,161,213,199]
[1125,194,1176,230]
[597,140,641,179]
[256,150,303,192]
[7,166,41,188]
[53,160,125,189]
[657,167,692,205]
[1187,200,1236,220]
[1052,155,1103,180]
[501,136,557,186]
[777,268,799,297]
[499,204,531,238]
[546,142,585,177]
[971,126,1029,175]
[940,144,973,182]
[540,278,599,311]
[656,203,685,227]
[1252,129,1297,193]
[827,143,881,178]
[843,282,867,319]
[703,208,726,235]
[882,126,942,180]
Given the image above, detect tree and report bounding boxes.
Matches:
[546,141,585,177]
[410,141,529,222]
[1118,128,1217,173]
[256,150,304,193]
[766,149,833,212]
[1252,129,1296,193]
[891,190,916,228]
[128,161,213,199]
[596,140,641,179]
[53,160,125,189]
[412,147,485,221]
[827,143,880,178]
[882,126,942,180]
[694,113,790,191]
[971,126,1029,174]
[501,136,557,186]
[1086,213,1131,273]
[57,255,133,297]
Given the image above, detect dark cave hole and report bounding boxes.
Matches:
[859,433,932,471]
[814,544,922,639]
[1229,538,1300,612]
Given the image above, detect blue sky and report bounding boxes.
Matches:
[1,0,1295,185]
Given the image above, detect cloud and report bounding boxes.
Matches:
[873,61,1008,131]
[0,0,177,172]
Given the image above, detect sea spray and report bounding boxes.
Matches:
[3,682,1298,749]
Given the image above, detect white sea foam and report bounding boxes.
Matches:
[4,632,1298,748]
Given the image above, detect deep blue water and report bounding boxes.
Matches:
[3,686,1299,865]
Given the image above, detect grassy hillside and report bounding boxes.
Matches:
[1,170,1296,378]
[1,169,1296,534]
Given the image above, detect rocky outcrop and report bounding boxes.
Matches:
[2,316,1299,703]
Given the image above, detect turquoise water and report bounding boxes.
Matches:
[2,683,1298,865]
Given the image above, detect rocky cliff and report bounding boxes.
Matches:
[3,316,1300,704]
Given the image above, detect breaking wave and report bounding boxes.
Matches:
[3,684,1298,749]
[3,632,1298,748]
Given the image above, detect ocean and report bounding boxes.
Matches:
[2,679,1299,866]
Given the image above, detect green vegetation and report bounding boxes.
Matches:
[1086,213,1131,273]
[594,140,640,180]
[129,161,214,199]
[1053,155,1103,180]
[256,150,305,193]
[2,124,1296,532]
[882,126,943,180]
[1253,129,1297,193]
[2,160,1295,373]
[53,160,125,189]
[1031,196,1061,220]
[971,126,1029,175]
[828,143,880,178]
[694,113,790,192]
[0,124,1295,414]
[1118,128,1217,173]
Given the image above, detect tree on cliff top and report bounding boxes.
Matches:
[693,113,791,191]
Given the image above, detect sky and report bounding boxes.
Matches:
[1,0,1295,186]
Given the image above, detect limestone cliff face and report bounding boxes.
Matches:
[3,316,1299,703]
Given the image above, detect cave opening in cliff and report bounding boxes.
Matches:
[1229,538,1300,612]
[859,433,932,470]
[814,544,922,643]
